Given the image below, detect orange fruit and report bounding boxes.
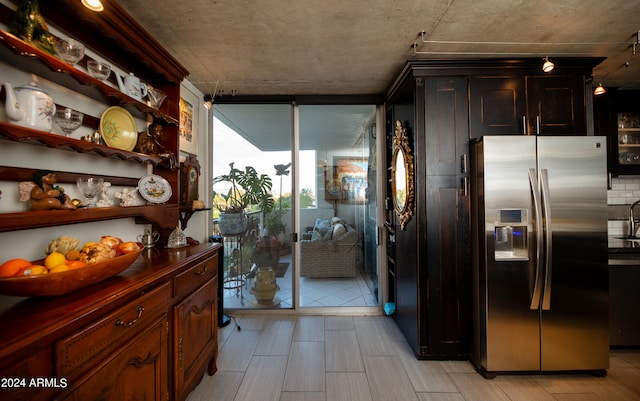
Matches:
[0,258,32,277]
[67,260,87,270]
[45,252,66,269]
[19,265,48,276]
[49,264,70,273]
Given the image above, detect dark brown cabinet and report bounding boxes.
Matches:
[470,74,587,137]
[386,72,471,359]
[173,275,218,401]
[385,59,600,360]
[60,316,169,401]
[0,244,221,401]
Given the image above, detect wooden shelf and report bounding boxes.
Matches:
[0,204,178,233]
[0,122,165,165]
[0,30,178,125]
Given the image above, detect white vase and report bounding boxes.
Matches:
[250,267,279,304]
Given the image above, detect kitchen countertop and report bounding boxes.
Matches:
[609,235,640,255]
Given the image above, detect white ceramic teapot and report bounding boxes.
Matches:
[115,72,147,101]
[3,81,55,131]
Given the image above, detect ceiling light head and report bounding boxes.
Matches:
[203,94,214,109]
[81,0,104,12]
[542,56,555,73]
[593,83,606,96]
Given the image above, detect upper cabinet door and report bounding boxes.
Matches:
[469,77,527,138]
[527,76,586,135]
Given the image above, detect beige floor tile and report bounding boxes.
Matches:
[326,372,373,401]
[494,376,557,401]
[254,318,295,355]
[325,330,365,372]
[363,355,419,401]
[534,374,640,401]
[185,371,244,401]
[294,315,325,341]
[187,315,640,401]
[280,391,326,401]
[234,356,288,401]
[354,319,397,356]
[283,341,326,392]
[448,372,511,401]
[551,394,607,401]
[416,393,466,401]
[439,360,477,373]
[216,329,261,372]
[392,341,459,393]
[325,316,355,331]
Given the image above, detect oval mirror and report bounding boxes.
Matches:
[391,120,414,230]
[392,147,406,211]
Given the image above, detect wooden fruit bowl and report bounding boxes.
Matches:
[0,244,144,297]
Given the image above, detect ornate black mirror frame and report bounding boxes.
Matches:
[391,120,414,230]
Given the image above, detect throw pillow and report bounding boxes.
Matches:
[332,223,347,239]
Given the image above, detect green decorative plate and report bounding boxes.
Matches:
[99,106,138,151]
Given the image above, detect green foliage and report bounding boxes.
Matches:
[213,162,274,214]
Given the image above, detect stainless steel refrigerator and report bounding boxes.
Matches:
[470,136,609,378]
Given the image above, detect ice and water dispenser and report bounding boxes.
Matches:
[494,208,529,261]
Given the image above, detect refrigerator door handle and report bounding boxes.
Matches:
[528,168,544,310]
[540,169,553,310]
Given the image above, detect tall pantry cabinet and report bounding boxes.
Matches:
[385,58,601,359]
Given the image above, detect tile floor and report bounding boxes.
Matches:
[186,315,640,401]
[222,255,377,309]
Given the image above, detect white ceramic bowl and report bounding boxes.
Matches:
[87,60,111,81]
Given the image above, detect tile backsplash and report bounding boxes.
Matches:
[608,176,640,235]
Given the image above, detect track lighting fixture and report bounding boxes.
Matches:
[203,94,214,110]
[81,0,104,12]
[593,83,606,96]
[542,56,554,73]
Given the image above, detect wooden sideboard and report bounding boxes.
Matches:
[0,242,221,401]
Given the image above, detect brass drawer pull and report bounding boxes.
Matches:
[194,264,209,277]
[115,305,144,328]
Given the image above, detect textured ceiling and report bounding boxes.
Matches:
[116,0,640,97]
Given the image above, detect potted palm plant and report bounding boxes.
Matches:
[213,162,275,236]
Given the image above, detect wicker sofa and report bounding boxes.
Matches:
[300,219,358,278]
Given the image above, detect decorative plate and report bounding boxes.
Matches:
[138,174,172,203]
[99,106,138,151]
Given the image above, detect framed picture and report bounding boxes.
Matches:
[179,86,199,154]
[324,156,368,204]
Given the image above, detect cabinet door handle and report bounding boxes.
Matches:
[194,264,209,276]
[536,115,541,135]
[115,305,144,328]
[522,116,527,135]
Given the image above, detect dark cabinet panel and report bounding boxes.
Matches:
[425,175,471,356]
[470,75,587,137]
[527,76,586,134]
[469,77,526,137]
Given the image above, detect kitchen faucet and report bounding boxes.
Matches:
[628,199,640,238]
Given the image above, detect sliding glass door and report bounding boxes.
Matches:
[298,105,379,308]
[213,102,380,311]
[213,104,294,308]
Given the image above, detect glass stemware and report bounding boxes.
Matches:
[54,108,84,137]
[146,86,167,109]
[76,177,104,208]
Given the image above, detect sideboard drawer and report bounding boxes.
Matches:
[173,254,218,296]
[55,282,170,378]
